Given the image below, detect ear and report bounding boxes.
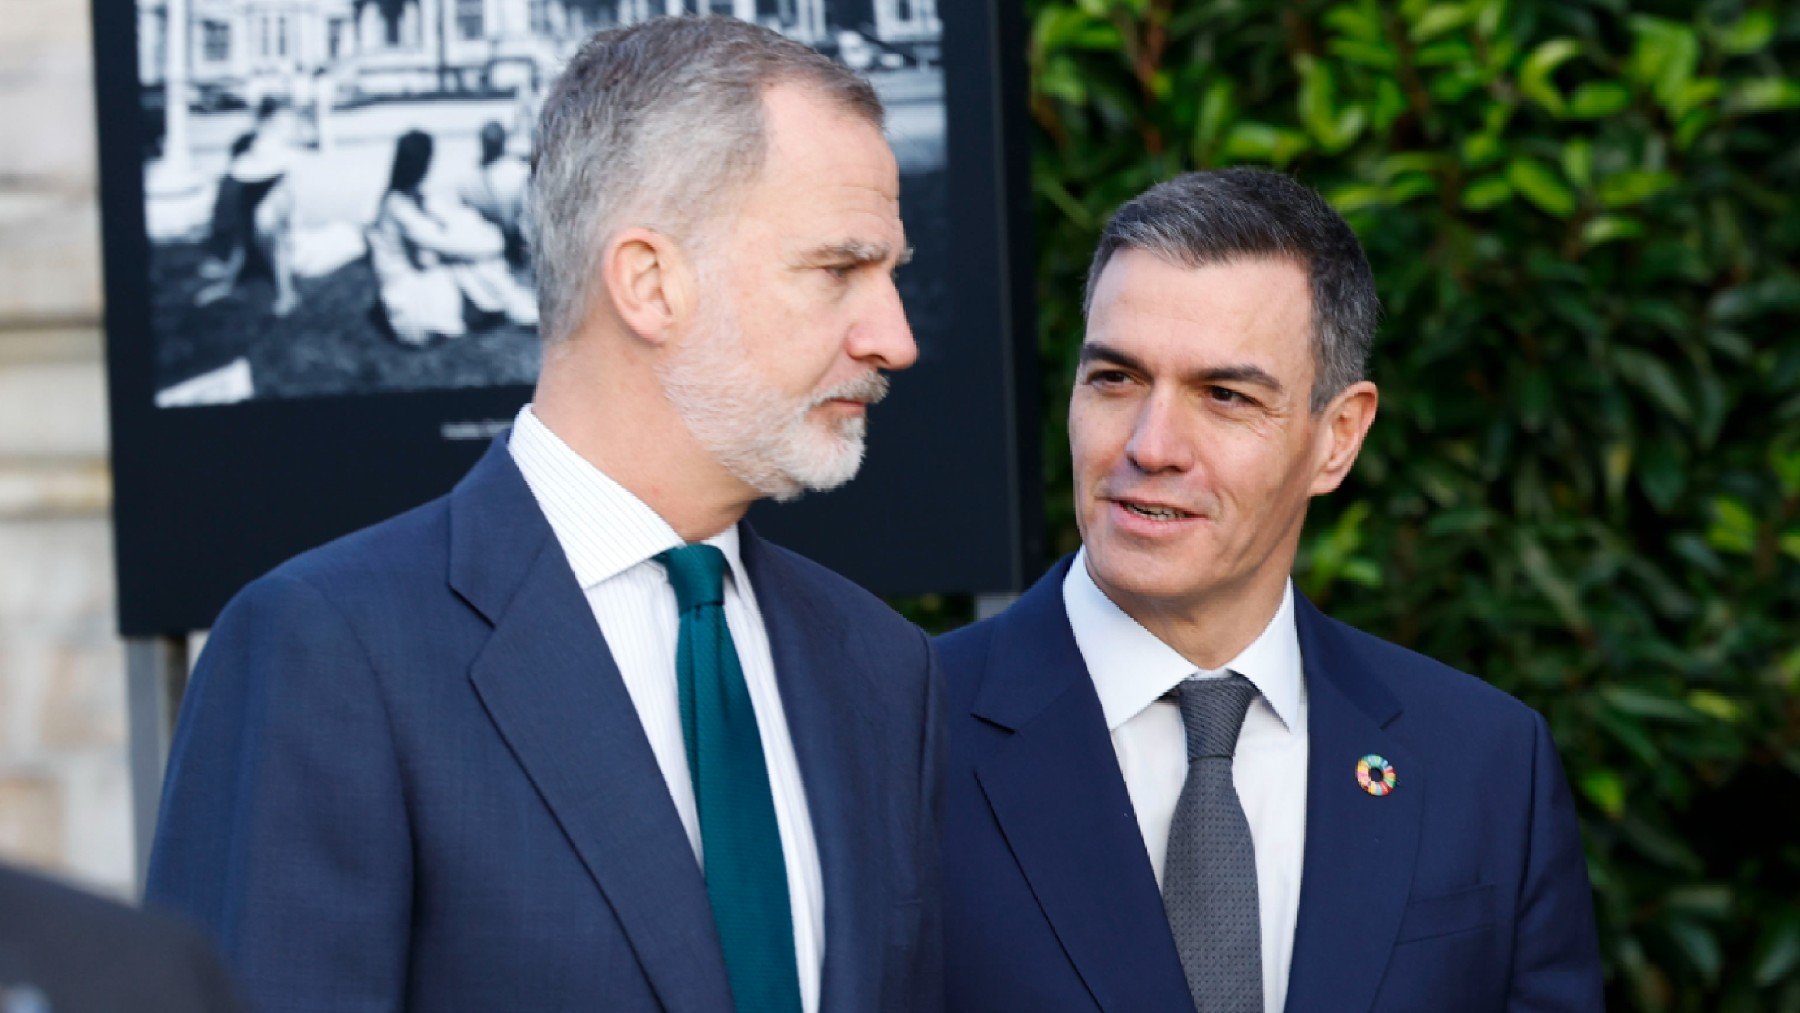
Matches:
[601,227,696,345]
[1307,380,1379,497]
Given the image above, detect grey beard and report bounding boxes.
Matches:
[658,328,887,502]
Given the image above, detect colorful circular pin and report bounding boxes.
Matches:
[1356,754,1397,796]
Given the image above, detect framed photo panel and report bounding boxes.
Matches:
[95,0,1039,634]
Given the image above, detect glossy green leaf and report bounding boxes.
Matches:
[1222,122,1310,166]
[1716,10,1775,56]
[1567,82,1632,119]
[1519,535,1588,631]
[1665,884,1733,919]
[1410,4,1472,43]
[1191,78,1236,158]
[1629,16,1701,111]
[1034,8,1123,52]
[1582,214,1644,246]
[1685,690,1739,722]
[1327,38,1398,71]
[1519,38,1581,115]
[1601,685,1700,724]
[1706,497,1757,554]
[1752,913,1800,987]
[1599,170,1677,209]
[1461,133,1502,168]
[1580,768,1627,819]
[1667,918,1723,985]
[1037,54,1089,105]
[1613,348,1692,422]
[1561,139,1593,189]
[1507,157,1577,217]
[1773,447,1800,496]
[1726,78,1800,114]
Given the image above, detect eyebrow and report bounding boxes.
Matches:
[1078,341,1284,393]
[799,240,913,268]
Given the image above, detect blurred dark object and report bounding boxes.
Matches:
[0,863,241,1013]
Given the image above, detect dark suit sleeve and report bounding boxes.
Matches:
[145,573,412,1011]
[1508,711,1605,1010]
[910,628,948,1013]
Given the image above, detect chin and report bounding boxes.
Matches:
[762,425,867,500]
[1086,534,1214,607]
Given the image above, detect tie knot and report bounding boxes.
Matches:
[658,543,727,611]
[1175,674,1257,761]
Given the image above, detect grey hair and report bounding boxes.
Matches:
[1083,168,1379,411]
[528,16,883,344]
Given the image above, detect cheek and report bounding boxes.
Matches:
[1067,402,1114,482]
[744,318,833,393]
[1213,421,1311,488]
[1212,443,1317,534]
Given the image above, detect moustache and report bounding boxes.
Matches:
[811,372,890,409]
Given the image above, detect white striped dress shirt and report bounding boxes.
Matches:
[508,405,824,1013]
[1064,549,1309,1013]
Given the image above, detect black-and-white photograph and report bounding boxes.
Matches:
[99,0,1027,633]
[137,0,945,407]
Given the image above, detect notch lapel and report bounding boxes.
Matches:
[969,560,1191,1012]
[450,438,733,1013]
[741,531,887,1013]
[1283,595,1422,1012]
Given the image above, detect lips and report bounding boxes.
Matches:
[812,372,890,410]
[1113,497,1198,521]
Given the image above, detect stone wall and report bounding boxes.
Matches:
[0,0,136,897]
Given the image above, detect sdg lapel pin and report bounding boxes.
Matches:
[1356,754,1397,797]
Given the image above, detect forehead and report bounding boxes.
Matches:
[732,82,904,245]
[1086,249,1313,375]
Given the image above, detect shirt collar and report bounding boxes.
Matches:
[1062,547,1303,734]
[508,405,749,591]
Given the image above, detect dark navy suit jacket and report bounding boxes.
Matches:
[938,556,1603,1012]
[146,437,944,1012]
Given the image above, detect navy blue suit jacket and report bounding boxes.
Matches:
[937,556,1603,1012]
[146,437,944,1012]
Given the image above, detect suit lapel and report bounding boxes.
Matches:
[970,559,1192,1013]
[450,438,734,1013]
[1284,595,1422,1012]
[741,530,886,1013]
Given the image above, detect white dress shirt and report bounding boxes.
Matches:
[1063,549,1308,1013]
[509,406,824,1013]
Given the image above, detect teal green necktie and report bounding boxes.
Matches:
[658,544,801,1013]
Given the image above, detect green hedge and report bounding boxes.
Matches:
[1020,0,1800,1007]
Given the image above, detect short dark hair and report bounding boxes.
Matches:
[387,130,433,196]
[478,120,507,162]
[1084,168,1379,410]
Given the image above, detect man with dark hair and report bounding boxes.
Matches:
[938,168,1603,1011]
[147,16,940,1012]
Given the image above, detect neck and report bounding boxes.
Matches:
[531,331,759,542]
[1089,557,1290,671]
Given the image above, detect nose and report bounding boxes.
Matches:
[846,276,918,372]
[1124,391,1195,474]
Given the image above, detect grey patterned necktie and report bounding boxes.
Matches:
[1162,673,1262,1013]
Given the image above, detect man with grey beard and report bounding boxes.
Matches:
[146,17,942,1013]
